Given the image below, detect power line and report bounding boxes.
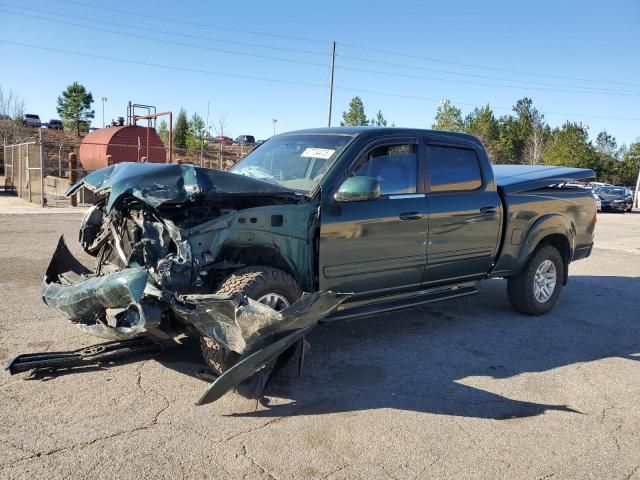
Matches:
[0,40,328,87]
[52,0,328,44]
[336,63,639,97]
[339,43,640,89]
[0,9,332,69]
[2,40,639,122]
[336,54,639,95]
[51,0,640,89]
[0,3,329,57]
[3,7,637,98]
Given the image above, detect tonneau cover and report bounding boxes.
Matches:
[493,165,595,194]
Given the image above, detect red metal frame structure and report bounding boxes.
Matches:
[127,101,157,127]
[132,111,173,164]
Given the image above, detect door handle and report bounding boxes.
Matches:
[479,206,497,214]
[399,211,423,221]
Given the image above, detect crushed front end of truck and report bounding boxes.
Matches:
[31,162,347,404]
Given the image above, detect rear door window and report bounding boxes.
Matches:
[427,145,482,192]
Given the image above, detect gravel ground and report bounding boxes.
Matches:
[0,206,639,480]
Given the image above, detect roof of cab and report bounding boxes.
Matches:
[279,127,483,146]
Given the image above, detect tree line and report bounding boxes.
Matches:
[341,95,639,185]
[4,81,638,185]
[340,96,392,127]
[158,108,206,154]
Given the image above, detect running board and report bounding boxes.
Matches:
[4,336,163,375]
[325,282,479,321]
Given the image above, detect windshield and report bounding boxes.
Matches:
[231,134,353,193]
[598,187,626,196]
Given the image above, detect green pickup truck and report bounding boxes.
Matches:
[36,127,596,404]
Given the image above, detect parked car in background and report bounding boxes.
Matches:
[48,119,63,130]
[23,114,41,128]
[593,186,633,212]
[211,135,233,145]
[564,183,601,211]
[624,187,636,210]
[625,186,637,206]
[234,135,256,145]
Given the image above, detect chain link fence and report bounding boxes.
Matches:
[3,141,43,204]
[2,131,253,208]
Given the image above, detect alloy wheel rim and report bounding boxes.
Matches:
[256,293,290,311]
[533,259,557,303]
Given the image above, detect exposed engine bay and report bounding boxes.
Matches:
[34,162,347,404]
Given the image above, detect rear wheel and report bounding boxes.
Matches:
[200,266,302,375]
[507,244,564,316]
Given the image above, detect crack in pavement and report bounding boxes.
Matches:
[611,422,624,452]
[240,443,278,480]
[81,455,105,480]
[537,473,555,480]
[0,437,38,459]
[623,464,639,480]
[222,415,288,444]
[0,423,161,471]
[320,462,350,480]
[136,360,171,425]
[0,362,171,473]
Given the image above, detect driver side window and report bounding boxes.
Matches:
[353,143,417,195]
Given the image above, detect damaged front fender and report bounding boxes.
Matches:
[171,291,347,355]
[197,325,315,406]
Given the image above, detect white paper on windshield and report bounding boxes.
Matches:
[301,148,335,159]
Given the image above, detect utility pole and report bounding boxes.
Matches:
[201,101,210,167]
[101,96,108,128]
[206,101,211,141]
[634,155,640,209]
[327,41,336,127]
[272,118,278,136]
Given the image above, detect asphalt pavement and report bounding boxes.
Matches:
[1,205,639,480]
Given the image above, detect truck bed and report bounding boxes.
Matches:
[492,165,595,193]
[491,165,596,278]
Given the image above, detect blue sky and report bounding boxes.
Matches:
[1,0,639,144]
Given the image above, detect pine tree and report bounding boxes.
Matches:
[432,101,463,132]
[173,108,189,149]
[186,113,206,153]
[340,97,368,126]
[158,119,169,145]
[56,82,94,136]
[373,110,387,127]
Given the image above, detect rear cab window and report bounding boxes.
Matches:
[426,145,482,192]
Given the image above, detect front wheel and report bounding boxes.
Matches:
[200,266,302,375]
[507,245,564,316]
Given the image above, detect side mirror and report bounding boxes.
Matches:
[334,176,380,202]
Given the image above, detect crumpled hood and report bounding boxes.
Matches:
[66,162,297,212]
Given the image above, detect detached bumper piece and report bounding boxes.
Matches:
[4,336,163,375]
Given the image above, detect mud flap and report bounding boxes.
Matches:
[197,325,314,406]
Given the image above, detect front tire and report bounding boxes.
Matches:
[507,245,564,316]
[200,266,302,375]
